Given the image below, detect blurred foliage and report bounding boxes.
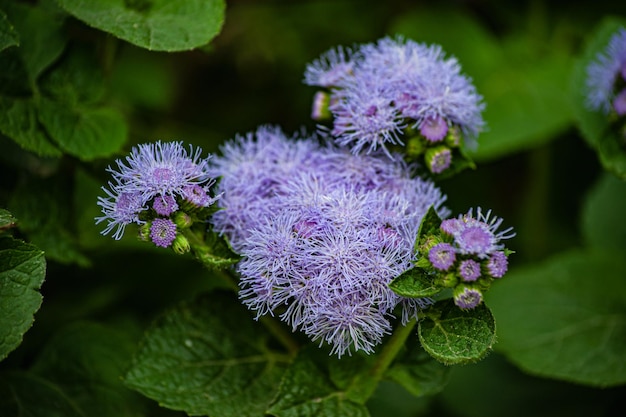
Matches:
[1,0,626,416]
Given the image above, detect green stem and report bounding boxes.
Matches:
[346,319,417,402]
[181,226,300,357]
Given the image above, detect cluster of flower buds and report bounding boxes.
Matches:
[304,36,484,175]
[415,208,515,309]
[586,27,626,135]
[96,142,220,252]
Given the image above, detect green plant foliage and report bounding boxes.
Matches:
[487,249,626,387]
[388,267,441,298]
[0,9,19,52]
[56,0,225,52]
[418,299,496,365]
[582,173,626,249]
[0,235,46,361]
[124,291,288,417]
[0,208,16,230]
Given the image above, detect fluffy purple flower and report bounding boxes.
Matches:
[458,259,481,282]
[448,208,515,258]
[428,243,456,271]
[454,286,483,309]
[586,27,626,114]
[211,126,449,356]
[305,36,485,156]
[150,218,177,248]
[487,251,509,278]
[96,141,218,240]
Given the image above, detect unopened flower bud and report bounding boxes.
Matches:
[445,125,462,148]
[173,211,193,229]
[172,234,191,254]
[425,146,452,174]
[311,91,331,120]
[406,136,426,157]
[453,285,483,310]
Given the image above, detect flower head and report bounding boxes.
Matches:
[454,286,483,309]
[211,126,449,356]
[586,27,626,114]
[447,207,515,258]
[458,259,481,282]
[487,251,509,278]
[150,218,177,248]
[428,243,456,271]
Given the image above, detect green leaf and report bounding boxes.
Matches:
[582,173,626,249]
[414,205,442,253]
[0,96,61,157]
[30,321,147,417]
[487,249,626,387]
[124,291,287,417]
[388,267,441,298]
[418,299,496,365]
[0,236,46,361]
[571,17,626,179]
[0,1,66,83]
[38,98,127,161]
[0,9,19,52]
[267,348,370,417]
[0,208,16,231]
[0,371,84,417]
[56,0,225,52]
[384,336,450,397]
[190,228,241,270]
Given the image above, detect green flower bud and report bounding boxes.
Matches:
[173,211,193,229]
[138,222,151,241]
[311,91,331,121]
[444,125,462,148]
[172,234,191,255]
[406,136,426,157]
[424,145,452,174]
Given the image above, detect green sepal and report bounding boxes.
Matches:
[418,299,496,365]
[389,267,442,298]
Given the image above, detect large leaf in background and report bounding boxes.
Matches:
[30,322,147,417]
[392,8,574,161]
[56,0,225,51]
[267,347,370,417]
[0,9,19,52]
[487,250,626,387]
[582,173,626,249]
[571,17,626,179]
[124,291,288,417]
[0,235,46,361]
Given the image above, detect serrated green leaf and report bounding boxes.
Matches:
[0,208,16,230]
[125,291,287,417]
[389,267,441,298]
[385,336,450,397]
[0,96,61,157]
[571,17,626,179]
[0,371,84,417]
[38,98,127,161]
[582,173,626,249]
[56,0,225,52]
[0,9,19,52]
[418,299,496,365]
[0,1,66,83]
[0,236,46,361]
[487,249,626,387]
[267,348,370,417]
[30,321,146,417]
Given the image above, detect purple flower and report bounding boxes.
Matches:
[586,27,626,114]
[150,218,177,248]
[454,286,483,309]
[428,243,456,271]
[614,89,626,115]
[487,251,509,278]
[425,146,452,174]
[211,126,449,356]
[458,259,481,282]
[305,36,485,156]
[448,208,515,258]
[96,141,218,240]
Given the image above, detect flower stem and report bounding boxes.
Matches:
[346,319,417,402]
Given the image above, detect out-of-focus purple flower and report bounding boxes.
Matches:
[613,89,626,115]
[425,146,452,174]
[586,27,626,114]
[304,36,485,157]
[153,195,179,216]
[487,251,509,278]
[458,259,481,282]
[428,243,456,271]
[211,126,449,356]
[96,190,144,240]
[150,218,177,248]
[454,286,483,309]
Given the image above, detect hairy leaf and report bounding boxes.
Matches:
[418,299,496,365]
[0,236,46,361]
[389,267,441,298]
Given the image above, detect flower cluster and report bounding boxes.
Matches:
[210,126,450,356]
[304,36,485,174]
[96,141,219,250]
[586,27,626,117]
[416,208,515,309]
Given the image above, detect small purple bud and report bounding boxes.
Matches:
[150,218,177,248]
[420,115,448,142]
[428,243,456,271]
[425,146,452,174]
[487,251,508,278]
[454,286,483,309]
[153,194,178,216]
[613,89,626,115]
[440,218,462,235]
[182,184,216,207]
[458,259,481,282]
